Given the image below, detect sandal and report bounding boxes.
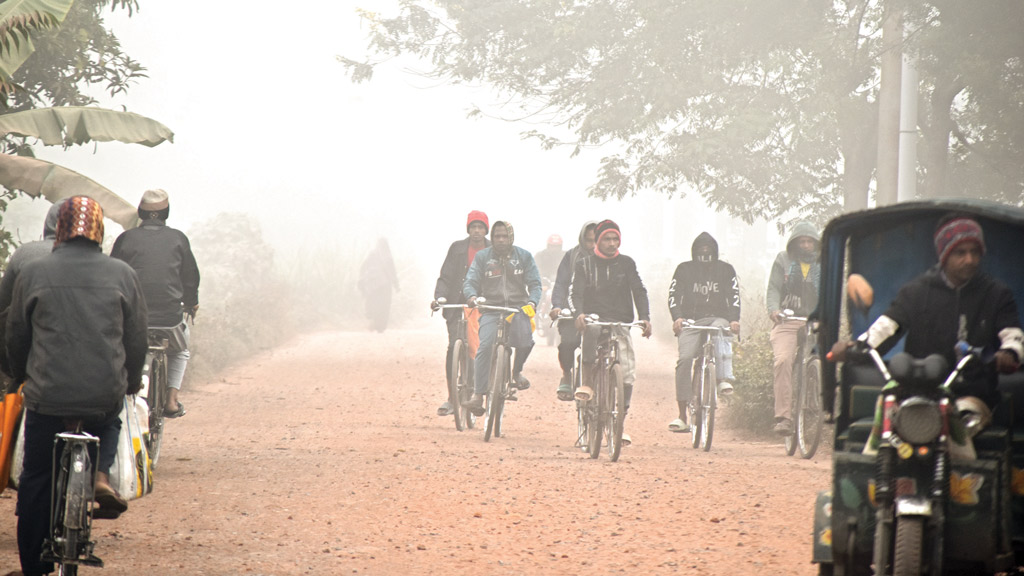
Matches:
[163,401,186,419]
[668,418,691,433]
[556,387,574,402]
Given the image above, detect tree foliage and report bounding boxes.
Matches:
[344,1,1024,221]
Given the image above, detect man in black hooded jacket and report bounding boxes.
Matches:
[667,232,741,433]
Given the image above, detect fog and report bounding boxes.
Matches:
[7,1,789,313]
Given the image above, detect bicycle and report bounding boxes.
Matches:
[777,309,824,459]
[552,311,585,451]
[142,331,169,469]
[577,315,643,462]
[432,297,476,431]
[680,320,732,452]
[471,298,524,442]
[41,423,104,575]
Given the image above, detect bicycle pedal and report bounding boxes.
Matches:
[506,393,518,401]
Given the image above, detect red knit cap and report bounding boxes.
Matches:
[466,210,489,234]
[593,219,621,259]
[934,217,985,266]
[55,196,104,246]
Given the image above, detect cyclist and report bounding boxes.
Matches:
[7,196,148,576]
[533,233,565,283]
[111,189,200,420]
[431,210,490,417]
[667,232,741,433]
[550,221,598,401]
[0,201,63,382]
[766,221,820,435]
[462,220,542,416]
[830,215,1022,412]
[569,219,652,446]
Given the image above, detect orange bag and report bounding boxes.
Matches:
[0,383,24,492]
[465,307,481,359]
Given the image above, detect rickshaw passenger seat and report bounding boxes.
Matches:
[840,362,887,451]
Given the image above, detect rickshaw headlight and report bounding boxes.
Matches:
[892,397,942,445]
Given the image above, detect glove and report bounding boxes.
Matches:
[522,304,536,333]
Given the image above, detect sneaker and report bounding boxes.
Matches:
[574,385,594,402]
[717,381,734,395]
[437,401,455,417]
[463,393,485,416]
[773,418,793,435]
[512,372,531,390]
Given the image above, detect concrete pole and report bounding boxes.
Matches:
[875,3,902,207]
[897,54,919,202]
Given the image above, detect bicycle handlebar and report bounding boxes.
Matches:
[584,315,646,330]
[678,321,731,332]
[777,309,808,323]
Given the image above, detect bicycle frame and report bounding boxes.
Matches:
[434,301,477,431]
[475,301,522,442]
[681,322,730,452]
[580,317,643,461]
[43,428,103,572]
[143,332,169,469]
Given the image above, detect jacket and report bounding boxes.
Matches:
[876,266,1020,405]
[668,232,741,322]
[7,240,149,418]
[111,219,200,327]
[551,221,597,310]
[433,236,490,321]
[766,221,821,316]
[569,251,650,323]
[463,245,542,310]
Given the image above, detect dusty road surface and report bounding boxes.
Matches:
[1,325,830,575]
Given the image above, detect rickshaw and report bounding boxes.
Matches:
[811,200,1024,575]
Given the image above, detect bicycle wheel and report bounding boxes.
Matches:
[608,363,625,462]
[574,354,587,451]
[700,357,716,452]
[494,348,511,439]
[690,359,703,449]
[448,339,466,431]
[783,362,799,456]
[797,357,824,459]
[588,367,604,459]
[484,344,506,442]
[146,352,167,469]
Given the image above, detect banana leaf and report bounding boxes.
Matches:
[0,0,75,91]
[0,107,174,147]
[0,154,137,228]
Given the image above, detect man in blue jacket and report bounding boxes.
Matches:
[462,221,542,415]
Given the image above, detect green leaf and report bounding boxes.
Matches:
[0,106,174,147]
[0,153,138,228]
[0,0,75,90]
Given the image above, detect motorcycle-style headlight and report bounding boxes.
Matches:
[892,397,943,445]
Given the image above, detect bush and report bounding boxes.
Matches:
[725,290,777,435]
[185,213,294,383]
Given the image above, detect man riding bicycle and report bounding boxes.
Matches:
[766,221,820,435]
[431,210,490,417]
[550,221,597,401]
[462,221,542,416]
[7,196,148,576]
[569,220,652,446]
[111,189,200,419]
[668,232,741,433]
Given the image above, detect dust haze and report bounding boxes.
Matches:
[3,1,790,334]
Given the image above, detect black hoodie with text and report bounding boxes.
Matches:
[667,232,740,322]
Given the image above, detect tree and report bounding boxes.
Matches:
[0,0,169,261]
[343,1,1024,221]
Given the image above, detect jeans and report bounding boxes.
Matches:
[556,321,582,376]
[675,317,734,402]
[770,320,803,421]
[17,409,121,576]
[474,312,533,395]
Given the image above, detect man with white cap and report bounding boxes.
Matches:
[111,189,200,419]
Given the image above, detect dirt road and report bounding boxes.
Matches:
[1,326,830,575]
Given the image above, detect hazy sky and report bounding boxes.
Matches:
[15,1,785,289]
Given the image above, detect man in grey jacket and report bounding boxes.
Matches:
[7,196,148,576]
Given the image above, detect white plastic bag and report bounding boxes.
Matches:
[108,396,153,500]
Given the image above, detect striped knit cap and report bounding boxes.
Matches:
[55,196,104,246]
[934,217,985,266]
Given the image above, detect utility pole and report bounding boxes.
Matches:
[897,54,919,202]
[876,2,902,207]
